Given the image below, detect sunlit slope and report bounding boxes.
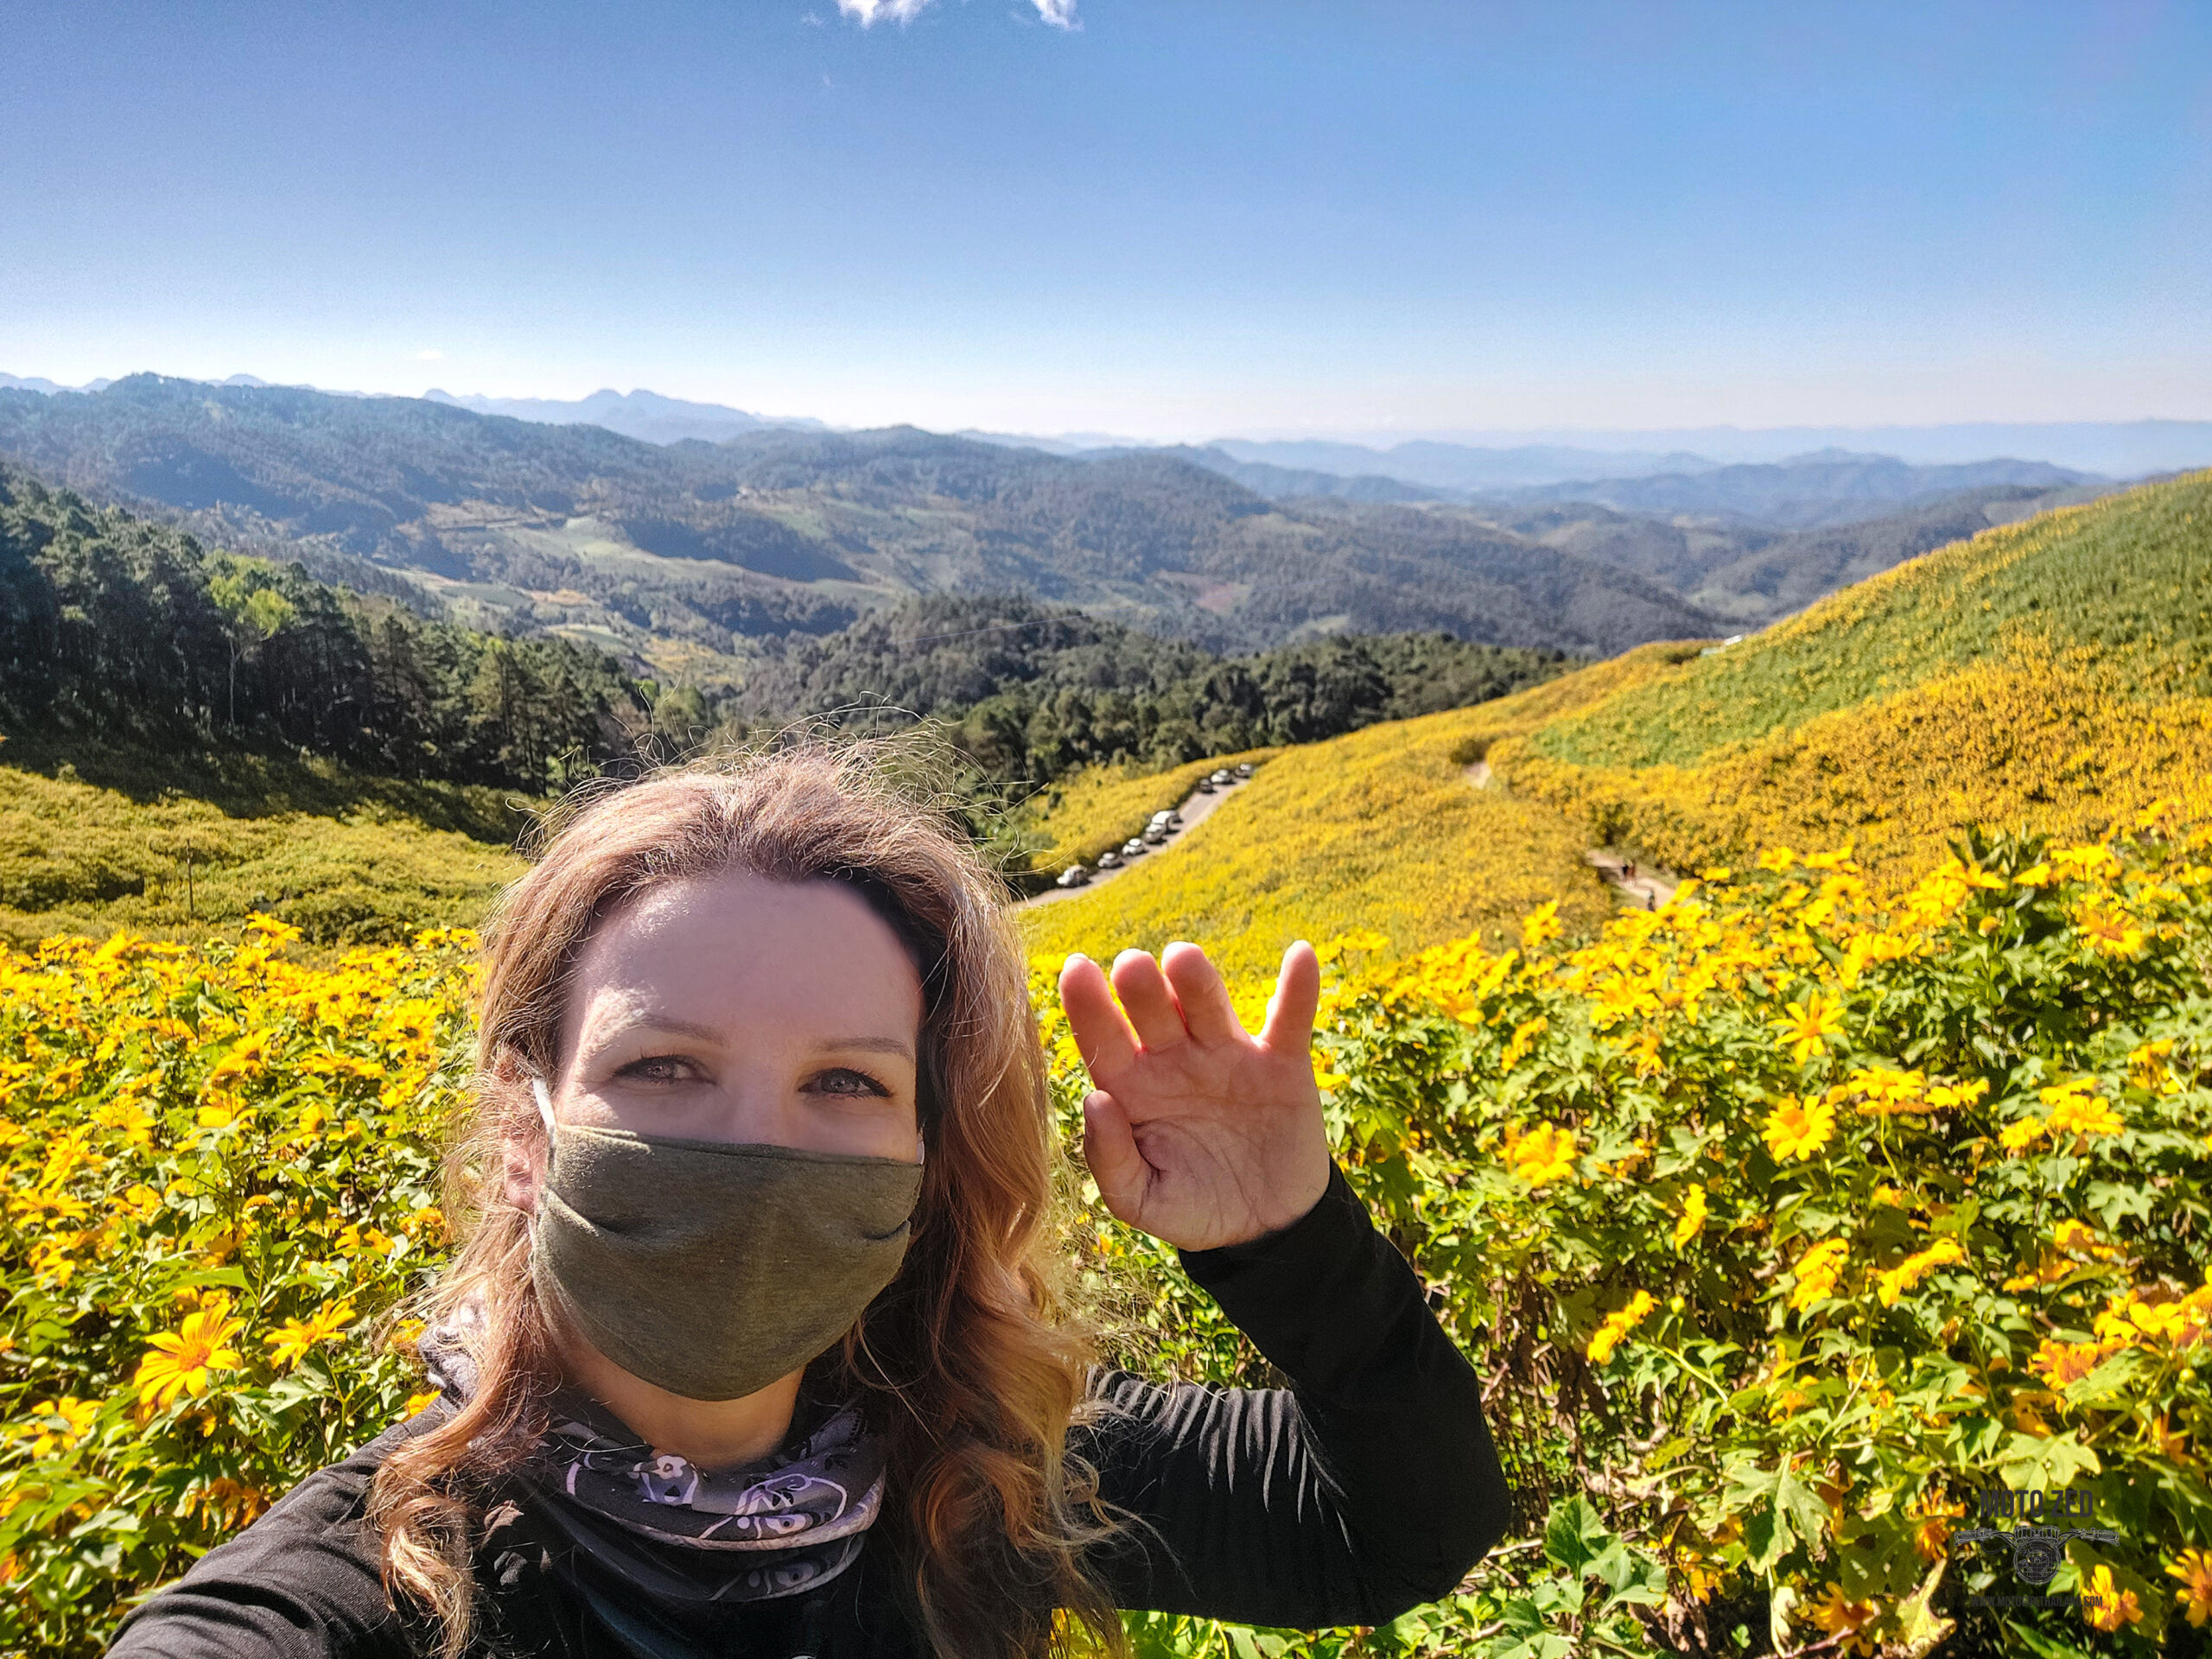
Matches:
[1018,646,1691,977]
[1493,469,2212,884]
[0,766,523,951]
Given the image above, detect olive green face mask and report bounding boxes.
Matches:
[528,1080,925,1402]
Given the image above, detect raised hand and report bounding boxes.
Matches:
[1058,939,1333,1252]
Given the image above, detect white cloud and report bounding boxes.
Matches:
[413,348,444,361]
[833,0,1076,25]
[834,0,931,23]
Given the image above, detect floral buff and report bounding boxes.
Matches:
[419,1306,887,1605]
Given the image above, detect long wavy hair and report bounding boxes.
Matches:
[365,743,1126,1659]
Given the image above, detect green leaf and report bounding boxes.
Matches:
[1997,1431,2102,1491]
[1771,1469,1828,1548]
[1541,1493,1612,1577]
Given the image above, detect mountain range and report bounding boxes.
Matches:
[0,371,2169,687]
[0,376,1720,680]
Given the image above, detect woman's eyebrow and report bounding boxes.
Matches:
[822,1035,917,1062]
[606,1014,726,1045]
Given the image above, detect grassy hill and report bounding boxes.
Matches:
[1490,468,2212,887]
[1016,645,1686,979]
[1016,473,2212,969]
[0,761,524,952]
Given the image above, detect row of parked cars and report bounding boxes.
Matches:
[1054,762,1255,888]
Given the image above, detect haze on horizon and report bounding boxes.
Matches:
[3,0,2207,442]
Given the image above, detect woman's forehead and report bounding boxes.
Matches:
[569,872,925,1027]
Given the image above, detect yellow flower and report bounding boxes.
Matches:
[1910,1491,1966,1562]
[1503,1122,1578,1186]
[1520,899,1562,950]
[1789,1239,1849,1311]
[1803,1583,1879,1656]
[1843,1064,1926,1116]
[1586,1290,1655,1365]
[2028,1338,2104,1389]
[404,1389,442,1416]
[1763,1095,1836,1162]
[264,1300,359,1371]
[1777,994,1845,1063]
[2075,906,2145,957]
[2047,1094,2123,1139]
[27,1396,100,1458]
[1999,1116,2048,1153]
[133,1309,245,1410]
[1500,1014,1548,1070]
[1923,1077,1988,1112]
[2084,1563,2143,1631]
[2169,1548,2212,1628]
[1757,846,1796,873]
[1672,1184,1708,1249]
[1875,1237,1966,1306]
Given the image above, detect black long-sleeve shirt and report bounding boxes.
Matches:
[107,1163,1513,1657]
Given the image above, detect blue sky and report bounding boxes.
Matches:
[3,0,2207,439]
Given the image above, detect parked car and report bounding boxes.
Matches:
[1124,837,1149,855]
[1194,778,1216,793]
[1210,768,1232,785]
[1142,823,1167,843]
[1096,849,1121,868]
[1166,810,1184,829]
[1234,762,1255,779]
[1056,865,1091,888]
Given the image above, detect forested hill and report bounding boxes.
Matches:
[0,465,648,791]
[0,467,1579,805]
[0,377,1722,677]
[734,595,1575,785]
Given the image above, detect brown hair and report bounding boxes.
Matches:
[365,743,1125,1659]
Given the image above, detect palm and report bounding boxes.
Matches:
[1058,940,1332,1251]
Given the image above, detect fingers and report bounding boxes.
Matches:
[1259,939,1322,1054]
[1058,953,1139,1080]
[1160,941,1245,1046]
[1109,949,1190,1052]
[1080,1090,1153,1225]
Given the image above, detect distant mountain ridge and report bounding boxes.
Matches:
[0,376,1723,680]
[423,387,830,445]
[1490,449,2101,530]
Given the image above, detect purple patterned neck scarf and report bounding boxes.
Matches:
[420,1300,888,1605]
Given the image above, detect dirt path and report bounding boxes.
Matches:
[1585,849,1679,910]
[1020,772,1253,910]
[1463,757,1678,908]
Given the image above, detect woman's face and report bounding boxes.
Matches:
[543,871,925,1162]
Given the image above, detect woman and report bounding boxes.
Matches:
[109,747,1512,1659]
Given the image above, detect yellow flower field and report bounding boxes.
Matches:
[1023,747,1280,877]
[1495,468,2212,890]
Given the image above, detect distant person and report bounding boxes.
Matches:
[108,745,1513,1659]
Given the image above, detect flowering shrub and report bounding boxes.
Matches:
[7,817,2211,1658]
[0,918,474,1656]
[1046,817,2212,1657]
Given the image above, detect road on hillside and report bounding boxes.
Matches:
[1463,759,1679,908]
[1020,772,1252,911]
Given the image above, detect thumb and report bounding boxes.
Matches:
[1080,1090,1153,1225]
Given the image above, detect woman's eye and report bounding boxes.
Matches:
[616,1055,697,1086]
[809,1067,890,1099]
